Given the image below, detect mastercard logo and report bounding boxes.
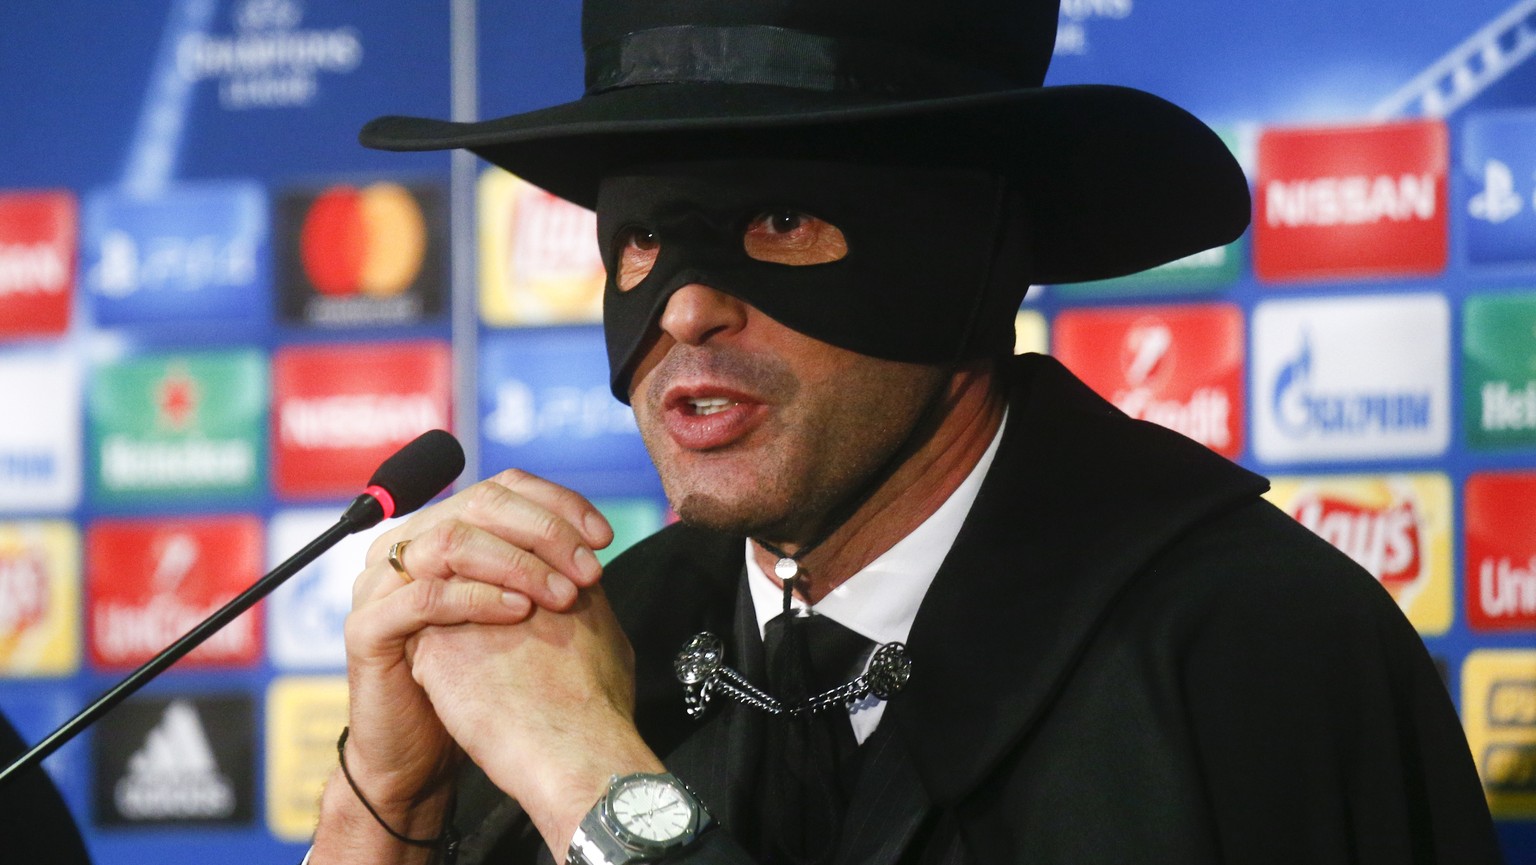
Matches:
[299,183,426,297]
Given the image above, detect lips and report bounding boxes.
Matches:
[660,384,768,450]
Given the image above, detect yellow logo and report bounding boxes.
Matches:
[265,676,349,840]
[1462,650,1536,818]
[1265,474,1452,635]
[0,521,79,676]
[479,168,605,325]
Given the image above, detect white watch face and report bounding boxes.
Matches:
[610,776,693,843]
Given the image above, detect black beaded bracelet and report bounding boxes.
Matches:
[336,727,459,860]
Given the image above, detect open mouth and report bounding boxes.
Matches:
[687,396,736,416]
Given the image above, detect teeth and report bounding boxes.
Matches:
[689,397,734,416]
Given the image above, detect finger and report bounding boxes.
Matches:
[376,480,605,590]
[485,468,615,551]
[346,577,534,658]
[395,520,588,611]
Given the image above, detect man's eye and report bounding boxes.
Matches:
[614,226,660,291]
[624,228,659,251]
[766,211,804,234]
[743,211,848,266]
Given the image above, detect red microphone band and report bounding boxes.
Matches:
[364,484,398,520]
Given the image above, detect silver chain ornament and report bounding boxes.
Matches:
[673,631,912,720]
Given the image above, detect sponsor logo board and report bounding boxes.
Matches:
[1266,474,1452,635]
[1463,291,1536,449]
[1054,304,1244,458]
[267,508,389,669]
[0,350,81,512]
[1255,120,1448,282]
[479,328,654,496]
[1464,472,1536,632]
[265,676,349,840]
[81,181,269,326]
[1460,108,1536,268]
[92,693,254,826]
[1251,294,1449,462]
[1462,650,1536,818]
[87,350,266,503]
[479,169,604,325]
[0,521,80,677]
[86,516,263,669]
[271,341,452,499]
[0,191,75,338]
[276,181,446,327]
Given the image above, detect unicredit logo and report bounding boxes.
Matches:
[299,183,425,297]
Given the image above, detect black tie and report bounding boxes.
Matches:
[759,611,873,865]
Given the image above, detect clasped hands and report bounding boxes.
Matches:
[319,468,666,863]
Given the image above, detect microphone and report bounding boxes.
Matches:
[0,429,466,788]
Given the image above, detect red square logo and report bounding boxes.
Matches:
[86,516,264,669]
[1465,472,1536,632]
[1052,304,1245,458]
[1255,120,1448,283]
[271,341,452,499]
[0,191,75,338]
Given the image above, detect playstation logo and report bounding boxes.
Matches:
[1468,159,1524,225]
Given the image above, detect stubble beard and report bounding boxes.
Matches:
[636,344,946,546]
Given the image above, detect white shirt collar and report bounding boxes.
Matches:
[745,407,1008,645]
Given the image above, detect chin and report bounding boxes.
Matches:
[669,490,788,539]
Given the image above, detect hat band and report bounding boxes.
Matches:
[586,25,1016,97]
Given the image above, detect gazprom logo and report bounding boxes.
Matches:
[1253,294,1448,463]
[1272,332,1432,438]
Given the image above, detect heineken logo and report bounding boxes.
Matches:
[89,350,265,502]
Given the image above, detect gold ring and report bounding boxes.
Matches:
[387,539,413,583]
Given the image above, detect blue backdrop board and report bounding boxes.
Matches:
[1,1,1533,862]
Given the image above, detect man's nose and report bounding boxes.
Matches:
[657,283,749,346]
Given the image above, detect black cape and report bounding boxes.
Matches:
[451,354,1502,864]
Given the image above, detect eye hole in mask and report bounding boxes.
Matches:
[612,209,849,291]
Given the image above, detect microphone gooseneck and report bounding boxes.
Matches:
[0,429,466,789]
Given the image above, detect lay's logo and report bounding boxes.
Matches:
[1289,493,1421,590]
[1267,474,1452,636]
[478,169,605,326]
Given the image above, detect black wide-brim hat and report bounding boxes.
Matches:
[361,0,1251,285]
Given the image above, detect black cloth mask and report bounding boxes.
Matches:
[596,160,1028,401]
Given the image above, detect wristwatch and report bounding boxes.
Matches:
[567,772,714,865]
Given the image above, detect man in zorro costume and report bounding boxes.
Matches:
[308,0,1504,863]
